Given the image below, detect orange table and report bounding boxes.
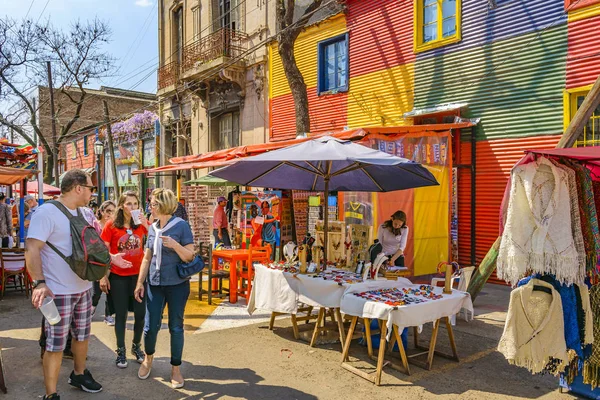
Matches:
[212,249,252,304]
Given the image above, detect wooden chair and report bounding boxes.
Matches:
[198,242,230,305]
[238,245,272,300]
[0,248,29,299]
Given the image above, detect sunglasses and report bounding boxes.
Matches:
[80,184,97,191]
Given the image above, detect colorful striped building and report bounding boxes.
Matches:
[268,0,600,276]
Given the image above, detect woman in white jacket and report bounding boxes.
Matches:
[377,210,409,267]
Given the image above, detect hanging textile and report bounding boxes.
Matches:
[498,279,568,375]
[569,161,600,274]
[584,285,600,389]
[550,160,586,273]
[498,157,581,286]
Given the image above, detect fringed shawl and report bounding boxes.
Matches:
[498,157,581,286]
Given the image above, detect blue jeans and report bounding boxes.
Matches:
[144,280,190,366]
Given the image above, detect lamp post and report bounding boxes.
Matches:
[94,139,104,203]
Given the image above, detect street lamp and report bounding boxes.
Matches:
[94,139,104,203]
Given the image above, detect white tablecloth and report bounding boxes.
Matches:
[247,264,300,315]
[340,280,473,339]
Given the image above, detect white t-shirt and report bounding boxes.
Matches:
[27,202,93,295]
[377,225,409,256]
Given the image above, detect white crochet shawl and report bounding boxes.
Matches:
[498,279,568,375]
[497,157,581,286]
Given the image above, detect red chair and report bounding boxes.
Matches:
[238,245,272,300]
[0,248,30,299]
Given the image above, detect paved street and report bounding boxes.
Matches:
[0,283,577,400]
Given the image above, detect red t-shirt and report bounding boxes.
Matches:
[101,219,147,276]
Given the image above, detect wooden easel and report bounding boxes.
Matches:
[340,316,459,385]
[269,305,346,347]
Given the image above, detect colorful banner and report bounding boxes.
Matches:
[241,191,282,256]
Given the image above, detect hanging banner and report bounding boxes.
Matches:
[241,191,282,258]
[357,133,452,276]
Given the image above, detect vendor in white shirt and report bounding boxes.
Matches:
[377,210,408,267]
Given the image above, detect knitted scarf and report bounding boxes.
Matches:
[498,157,581,286]
[584,285,600,389]
[569,162,600,274]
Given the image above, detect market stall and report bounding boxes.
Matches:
[495,147,600,398]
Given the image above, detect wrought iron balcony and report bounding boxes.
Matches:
[158,61,179,90]
[182,28,249,73]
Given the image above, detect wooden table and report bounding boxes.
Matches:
[212,249,252,304]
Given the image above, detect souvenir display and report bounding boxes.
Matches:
[352,287,428,307]
[266,262,299,274]
[349,224,370,268]
[283,241,298,263]
[312,270,363,285]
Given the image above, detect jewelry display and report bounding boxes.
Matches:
[312,269,363,285]
[352,286,444,307]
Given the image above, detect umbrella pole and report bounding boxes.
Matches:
[323,163,331,270]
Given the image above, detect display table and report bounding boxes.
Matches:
[248,264,382,346]
[339,280,473,385]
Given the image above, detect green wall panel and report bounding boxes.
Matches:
[414,24,567,141]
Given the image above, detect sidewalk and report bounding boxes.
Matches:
[0,283,576,399]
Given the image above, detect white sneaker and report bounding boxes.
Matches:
[104,315,115,326]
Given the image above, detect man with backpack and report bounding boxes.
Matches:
[26,169,108,400]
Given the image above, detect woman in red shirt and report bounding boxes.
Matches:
[100,191,148,369]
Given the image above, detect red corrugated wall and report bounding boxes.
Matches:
[457,134,561,283]
[346,0,415,78]
[270,90,348,141]
[566,14,600,89]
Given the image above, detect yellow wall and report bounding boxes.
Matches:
[346,63,415,128]
[568,3,600,22]
[413,166,449,275]
[270,14,347,98]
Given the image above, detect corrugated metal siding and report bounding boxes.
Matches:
[414,25,567,141]
[270,15,347,99]
[346,63,414,128]
[457,134,561,283]
[416,0,567,60]
[346,0,414,78]
[566,14,600,89]
[568,0,600,17]
[271,89,348,142]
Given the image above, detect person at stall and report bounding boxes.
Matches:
[249,204,262,247]
[0,193,13,248]
[377,210,409,267]
[213,196,230,247]
[260,201,279,260]
[100,192,148,369]
[134,188,195,389]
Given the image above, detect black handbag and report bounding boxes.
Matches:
[177,255,205,279]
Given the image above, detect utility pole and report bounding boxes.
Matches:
[103,100,120,199]
[46,61,60,186]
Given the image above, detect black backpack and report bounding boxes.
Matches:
[46,201,111,281]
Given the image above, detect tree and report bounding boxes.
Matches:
[276,0,323,135]
[0,17,114,183]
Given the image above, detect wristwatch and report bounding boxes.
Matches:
[32,280,46,288]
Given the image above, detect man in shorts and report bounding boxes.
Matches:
[26,169,103,400]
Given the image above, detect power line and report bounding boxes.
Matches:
[24,0,36,20]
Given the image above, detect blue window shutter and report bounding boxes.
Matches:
[83,135,89,156]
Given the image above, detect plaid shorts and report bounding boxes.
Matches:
[44,289,92,352]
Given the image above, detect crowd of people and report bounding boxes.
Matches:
[24,169,195,400]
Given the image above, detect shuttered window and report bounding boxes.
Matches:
[415,0,462,53]
[317,33,349,95]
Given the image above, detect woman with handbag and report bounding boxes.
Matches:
[134,188,195,389]
[100,192,148,369]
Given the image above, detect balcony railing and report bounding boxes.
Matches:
[158,61,179,90]
[182,28,249,73]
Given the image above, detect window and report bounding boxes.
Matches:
[71,142,77,159]
[565,87,600,147]
[83,135,88,156]
[415,0,462,53]
[192,6,201,40]
[172,7,183,64]
[317,34,348,95]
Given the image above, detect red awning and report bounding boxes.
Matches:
[0,167,37,185]
[133,123,474,175]
[24,181,61,195]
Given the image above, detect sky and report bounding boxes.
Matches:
[0,0,159,95]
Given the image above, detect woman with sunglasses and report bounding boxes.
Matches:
[91,201,117,325]
[100,191,149,369]
[134,188,195,389]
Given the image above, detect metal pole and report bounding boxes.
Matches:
[103,100,120,199]
[323,160,331,269]
[46,61,60,186]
